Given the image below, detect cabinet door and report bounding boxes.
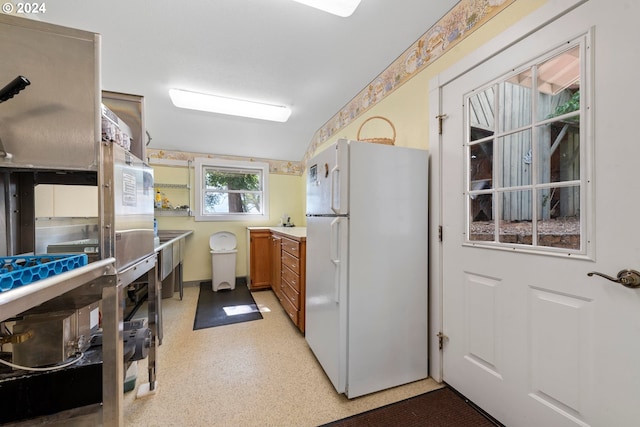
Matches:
[270,235,282,300]
[249,230,271,290]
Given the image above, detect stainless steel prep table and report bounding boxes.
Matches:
[0,255,160,426]
[155,230,193,301]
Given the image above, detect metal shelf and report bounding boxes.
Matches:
[154,183,190,189]
[154,208,192,217]
[154,161,192,216]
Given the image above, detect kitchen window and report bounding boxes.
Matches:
[194,158,269,221]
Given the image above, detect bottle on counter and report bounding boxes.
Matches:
[162,196,171,209]
[155,190,162,209]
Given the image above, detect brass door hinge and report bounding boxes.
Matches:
[437,331,448,350]
[435,114,448,135]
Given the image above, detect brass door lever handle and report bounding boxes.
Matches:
[587,269,640,288]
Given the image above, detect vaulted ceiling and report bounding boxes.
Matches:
[37,0,459,161]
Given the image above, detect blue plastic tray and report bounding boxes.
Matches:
[0,254,89,293]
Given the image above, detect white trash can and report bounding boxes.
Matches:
[209,231,237,292]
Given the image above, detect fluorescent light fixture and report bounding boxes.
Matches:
[290,0,361,17]
[169,89,291,122]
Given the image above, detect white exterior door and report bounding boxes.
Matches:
[439,1,640,426]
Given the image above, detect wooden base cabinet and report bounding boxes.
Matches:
[270,234,282,301]
[277,233,306,333]
[248,229,271,290]
[248,228,306,332]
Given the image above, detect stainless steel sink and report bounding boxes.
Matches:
[157,231,184,239]
[155,230,193,301]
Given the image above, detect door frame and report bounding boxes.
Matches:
[427,0,587,382]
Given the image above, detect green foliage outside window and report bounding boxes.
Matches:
[205,169,261,213]
[549,90,580,121]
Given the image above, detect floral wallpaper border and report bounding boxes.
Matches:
[150,0,515,175]
[147,148,304,176]
[303,0,515,163]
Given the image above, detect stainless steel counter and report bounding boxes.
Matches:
[155,230,193,301]
[0,257,116,323]
[155,230,193,251]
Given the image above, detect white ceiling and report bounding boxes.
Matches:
[37,0,458,161]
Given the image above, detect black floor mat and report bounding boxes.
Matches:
[193,280,262,330]
[321,386,502,427]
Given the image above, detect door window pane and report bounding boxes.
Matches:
[469,139,493,189]
[500,72,533,133]
[537,186,580,250]
[537,46,580,122]
[499,190,533,245]
[469,193,495,241]
[468,86,495,139]
[536,121,580,185]
[498,130,532,188]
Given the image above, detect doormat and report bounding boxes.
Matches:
[193,280,262,330]
[321,386,502,427]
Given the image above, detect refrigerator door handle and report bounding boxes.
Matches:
[330,217,341,303]
[330,165,340,214]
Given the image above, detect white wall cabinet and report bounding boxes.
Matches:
[35,184,98,217]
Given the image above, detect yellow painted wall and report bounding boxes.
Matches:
[153,163,304,282]
[153,0,546,283]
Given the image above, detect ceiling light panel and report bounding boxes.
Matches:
[169,89,291,123]
[290,0,361,17]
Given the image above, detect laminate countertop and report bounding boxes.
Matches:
[247,226,306,240]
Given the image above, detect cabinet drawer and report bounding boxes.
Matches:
[282,265,301,292]
[281,251,299,274]
[281,237,300,257]
[280,293,299,325]
[282,280,300,309]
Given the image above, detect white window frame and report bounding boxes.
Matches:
[194,157,269,222]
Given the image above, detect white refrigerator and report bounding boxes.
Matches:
[305,139,429,398]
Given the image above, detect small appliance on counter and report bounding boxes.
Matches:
[280,213,295,227]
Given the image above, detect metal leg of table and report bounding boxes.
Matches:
[146,265,160,387]
[101,280,124,427]
[177,262,184,301]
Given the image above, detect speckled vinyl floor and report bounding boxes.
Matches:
[124,285,441,427]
